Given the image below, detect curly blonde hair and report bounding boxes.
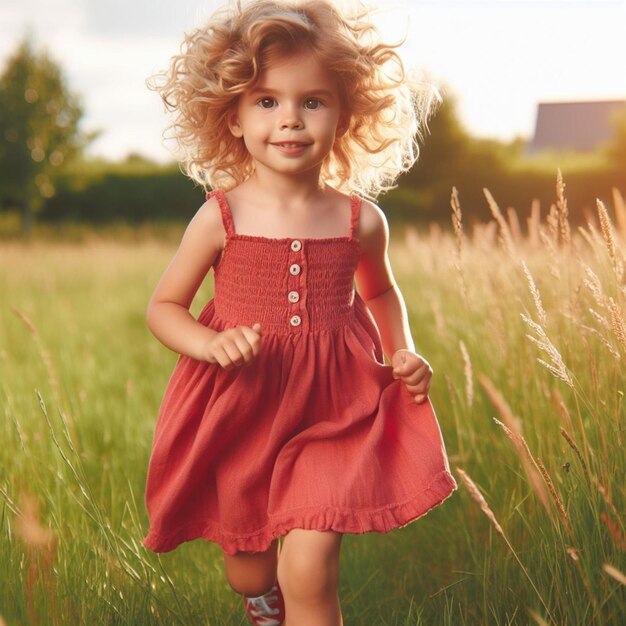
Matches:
[147,0,439,199]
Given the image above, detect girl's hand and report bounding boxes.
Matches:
[391,349,433,404]
[204,323,262,369]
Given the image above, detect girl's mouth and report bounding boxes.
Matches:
[271,142,311,155]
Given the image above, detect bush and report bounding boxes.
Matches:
[40,160,205,224]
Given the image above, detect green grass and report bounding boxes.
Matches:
[0,193,625,624]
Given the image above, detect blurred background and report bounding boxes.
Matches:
[1,0,625,236]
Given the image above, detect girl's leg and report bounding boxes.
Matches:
[277,529,343,626]
[222,539,280,597]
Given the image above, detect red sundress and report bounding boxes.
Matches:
[143,189,457,555]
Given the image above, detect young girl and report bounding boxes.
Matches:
[143,1,456,624]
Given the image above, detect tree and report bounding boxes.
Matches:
[0,33,97,236]
[387,85,531,223]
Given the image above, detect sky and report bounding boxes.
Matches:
[1,0,625,163]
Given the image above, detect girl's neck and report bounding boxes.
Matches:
[242,167,325,208]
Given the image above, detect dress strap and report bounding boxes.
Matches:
[206,189,235,238]
[349,194,362,239]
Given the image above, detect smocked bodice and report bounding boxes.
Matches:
[213,235,360,334]
[209,190,362,335]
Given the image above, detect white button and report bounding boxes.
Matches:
[291,239,302,252]
[288,291,300,303]
[289,263,301,276]
[290,315,302,327]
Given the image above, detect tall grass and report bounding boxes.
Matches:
[398,177,625,624]
[0,176,624,624]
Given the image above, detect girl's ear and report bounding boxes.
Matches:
[228,111,243,138]
[336,113,350,138]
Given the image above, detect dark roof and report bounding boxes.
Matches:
[527,99,626,153]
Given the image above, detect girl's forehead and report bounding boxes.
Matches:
[256,52,338,89]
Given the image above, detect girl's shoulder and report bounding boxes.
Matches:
[183,193,227,251]
[326,187,387,235]
[354,196,389,244]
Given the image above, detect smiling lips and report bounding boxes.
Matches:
[271,141,311,155]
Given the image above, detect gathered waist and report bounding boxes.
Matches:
[212,295,357,335]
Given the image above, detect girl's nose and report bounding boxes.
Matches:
[280,119,304,130]
[279,109,304,130]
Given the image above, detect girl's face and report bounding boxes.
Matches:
[229,51,346,183]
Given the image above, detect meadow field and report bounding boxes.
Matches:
[0,179,624,625]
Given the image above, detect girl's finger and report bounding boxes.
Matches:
[400,364,431,386]
[233,335,255,364]
[394,354,428,371]
[400,371,423,386]
[222,341,244,367]
[405,380,431,395]
[241,325,262,356]
[213,345,234,370]
[392,364,413,379]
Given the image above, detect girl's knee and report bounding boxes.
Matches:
[278,556,337,601]
[225,570,276,598]
[222,543,279,597]
[277,532,342,601]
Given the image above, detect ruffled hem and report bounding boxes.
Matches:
[143,469,457,555]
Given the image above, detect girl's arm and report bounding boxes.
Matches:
[355,200,432,402]
[146,197,261,368]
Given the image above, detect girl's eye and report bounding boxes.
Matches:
[257,97,276,109]
[304,98,323,110]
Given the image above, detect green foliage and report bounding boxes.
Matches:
[40,158,204,224]
[397,93,512,219]
[382,93,625,228]
[415,92,476,183]
[0,33,95,234]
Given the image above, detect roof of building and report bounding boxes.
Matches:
[527,99,626,153]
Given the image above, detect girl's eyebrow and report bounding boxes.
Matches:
[249,86,335,98]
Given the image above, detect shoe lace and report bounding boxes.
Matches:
[245,586,281,625]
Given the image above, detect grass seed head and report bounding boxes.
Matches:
[492,417,550,511]
[459,340,474,407]
[612,187,626,239]
[456,468,505,536]
[559,427,589,482]
[483,187,517,259]
[603,563,626,586]
[522,261,548,327]
[608,297,626,355]
[556,169,571,246]
[536,457,571,532]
